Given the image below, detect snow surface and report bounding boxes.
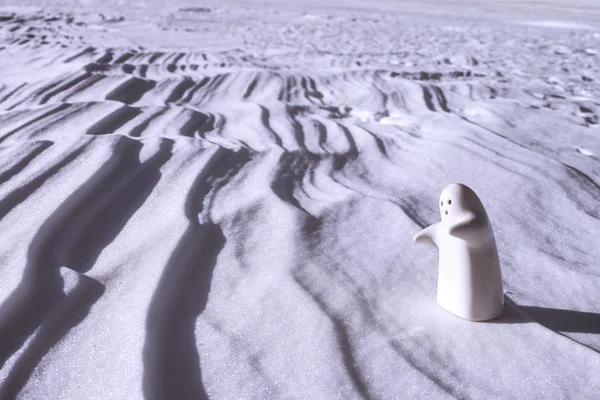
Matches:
[0,0,599,398]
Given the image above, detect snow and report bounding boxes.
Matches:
[0,0,599,398]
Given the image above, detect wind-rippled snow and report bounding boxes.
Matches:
[0,1,599,398]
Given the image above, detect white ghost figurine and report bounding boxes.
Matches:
[413,183,504,321]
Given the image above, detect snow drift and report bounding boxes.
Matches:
[0,2,599,398]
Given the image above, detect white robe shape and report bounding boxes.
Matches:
[414,183,504,321]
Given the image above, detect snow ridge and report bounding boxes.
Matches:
[0,7,599,399]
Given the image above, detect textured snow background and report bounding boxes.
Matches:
[0,0,599,398]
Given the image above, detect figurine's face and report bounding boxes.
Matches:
[440,183,488,224]
[439,183,488,224]
[439,184,464,223]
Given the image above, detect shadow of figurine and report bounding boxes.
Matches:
[505,296,600,334]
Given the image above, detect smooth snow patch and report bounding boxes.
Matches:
[520,20,595,30]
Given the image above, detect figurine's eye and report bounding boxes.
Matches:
[448,199,452,205]
[441,201,443,206]
[445,210,448,215]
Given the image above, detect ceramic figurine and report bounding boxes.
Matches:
[413,183,504,321]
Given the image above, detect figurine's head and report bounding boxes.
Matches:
[439,183,486,223]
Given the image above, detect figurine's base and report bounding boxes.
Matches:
[438,300,504,322]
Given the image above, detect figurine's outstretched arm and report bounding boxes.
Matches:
[448,211,477,236]
[413,223,440,247]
